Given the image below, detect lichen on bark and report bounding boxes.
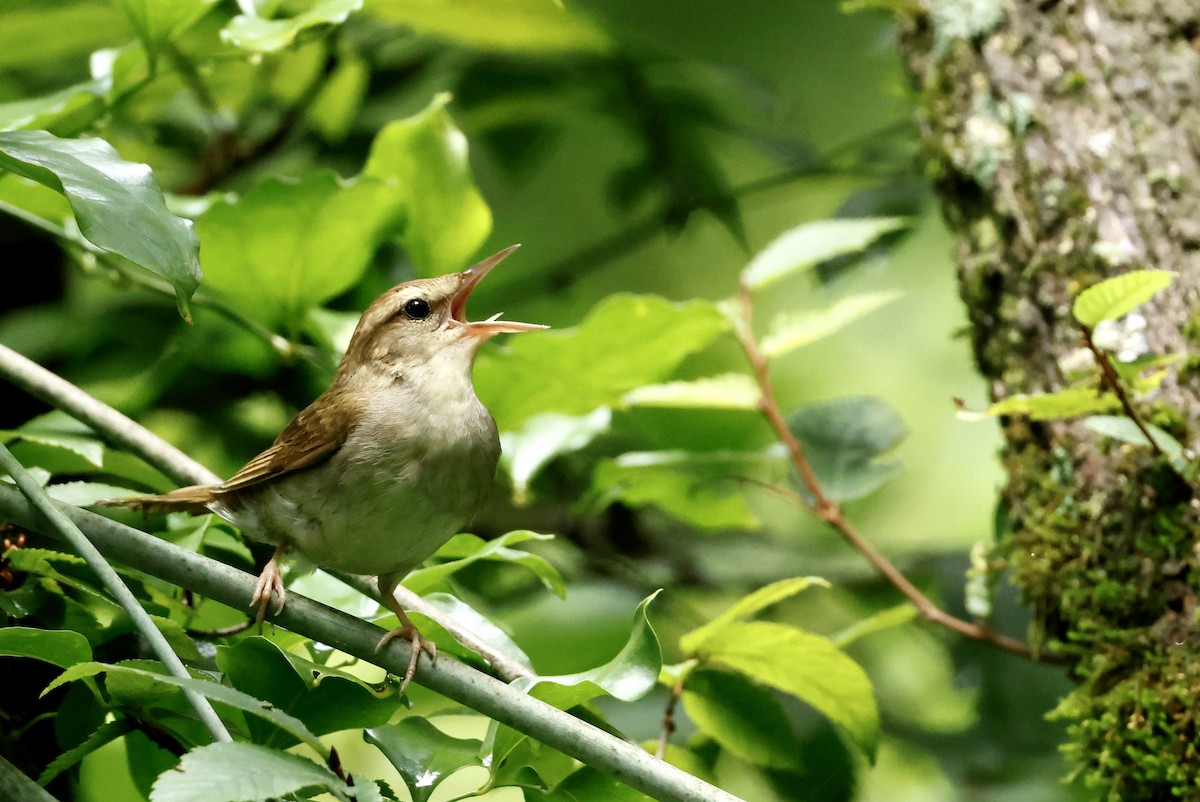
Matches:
[897,1,1200,797]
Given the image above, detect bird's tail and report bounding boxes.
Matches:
[100,485,219,515]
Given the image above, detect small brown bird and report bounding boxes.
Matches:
[111,245,545,689]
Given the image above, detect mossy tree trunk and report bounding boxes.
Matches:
[896,1,1200,797]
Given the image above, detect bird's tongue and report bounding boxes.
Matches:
[453,245,547,336]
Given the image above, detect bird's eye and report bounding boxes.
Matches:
[403,298,431,320]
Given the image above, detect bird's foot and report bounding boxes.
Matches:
[248,554,286,632]
[376,622,437,694]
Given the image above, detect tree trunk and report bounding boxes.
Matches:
[896,1,1200,797]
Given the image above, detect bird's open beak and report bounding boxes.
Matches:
[453,245,548,337]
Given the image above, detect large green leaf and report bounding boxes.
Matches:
[0,131,200,317]
[1072,269,1175,328]
[681,668,803,770]
[403,530,564,597]
[365,0,611,54]
[363,94,491,275]
[690,621,879,761]
[195,171,399,329]
[149,742,348,802]
[476,294,730,430]
[0,626,92,669]
[741,218,906,291]
[680,576,828,655]
[222,0,363,53]
[786,395,906,502]
[216,638,398,748]
[365,718,483,802]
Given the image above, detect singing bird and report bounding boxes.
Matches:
[111,246,545,689]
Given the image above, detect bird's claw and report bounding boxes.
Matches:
[376,623,437,694]
[248,558,286,632]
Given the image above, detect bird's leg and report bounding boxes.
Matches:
[248,545,288,632]
[375,574,437,694]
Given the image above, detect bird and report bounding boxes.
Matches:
[108,245,545,690]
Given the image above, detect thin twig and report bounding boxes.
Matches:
[732,282,1053,663]
[655,679,684,759]
[186,620,256,638]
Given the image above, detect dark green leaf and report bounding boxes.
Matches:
[682,669,802,770]
[787,395,906,502]
[0,626,92,669]
[0,130,200,318]
[39,718,133,785]
[365,718,482,802]
[113,0,215,59]
[540,766,654,801]
[500,407,613,503]
[149,742,348,802]
[363,94,491,275]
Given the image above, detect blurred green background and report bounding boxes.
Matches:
[0,1,1088,800]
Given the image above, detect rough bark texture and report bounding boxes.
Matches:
[897,0,1200,797]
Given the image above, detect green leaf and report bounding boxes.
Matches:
[149,742,348,802]
[0,753,58,802]
[113,0,216,60]
[760,290,901,358]
[0,626,92,669]
[365,0,611,54]
[830,604,918,648]
[542,766,654,801]
[621,374,761,410]
[363,94,491,275]
[741,218,906,291]
[403,531,564,597]
[1072,270,1176,327]
[680,576,829,655]
[216,638,398,748]
[1083,415,1187,466]
[419,592,533,670]
[1,411,104,468]
[682,669,802,770]
[44,662,327,755]
[787,396,906,502]
[475,295,729,430]
[0,130,200,318]
[500,407,612,503]
[591,450,776,531]
[39,718,133,785]
[0,80,106,133]
[979,388,1120,420]
[195,171,399,328]
[365,718,483,802]
[691,621,879,761]
[222,0,363,53]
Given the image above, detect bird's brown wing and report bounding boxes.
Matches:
[215,387,363,495]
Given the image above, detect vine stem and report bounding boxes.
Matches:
[732,281,1048,662]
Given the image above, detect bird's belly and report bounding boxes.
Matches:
[247,428,498,578]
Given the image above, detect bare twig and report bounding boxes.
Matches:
[732,281,1053,663]
[655,679,684,759]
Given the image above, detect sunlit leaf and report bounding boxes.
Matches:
[366,718,482,802]
[476,295,729,430]
[365,0,611,54]
[680,576,828,655]
[500,407,612,503]
[760,290,901,358]
[741,218,905,291]
[1072,270,1176,328]
[149,742,348,802]
[403,531,564,597]
[977,388,1120,421]
[0,131,200,317]
[196,171,399,328]
[222,0,363,52]
[363,93,491,275]
[682,669,802,770]
[830,604,918,648]
[691,621,879,760]
[621,374,761,410]
[0,626,92,669]
[787,396,906,502]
